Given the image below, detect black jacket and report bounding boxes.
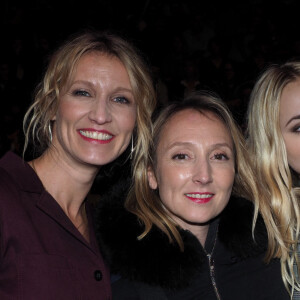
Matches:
[96,179,289,300]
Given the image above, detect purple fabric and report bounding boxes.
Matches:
[0,152,111,299]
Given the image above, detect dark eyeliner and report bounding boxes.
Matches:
[292,125,300,132]
[214,153,229,160]
[172,153,187,160]
[114,96,129,104]
[73,90,90,97]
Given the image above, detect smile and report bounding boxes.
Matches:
[79,130,114,142]
[185,193,214,204]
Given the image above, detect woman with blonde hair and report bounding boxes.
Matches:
[247,60,300,298]
[0,29,156,299]
[97,91,288,299]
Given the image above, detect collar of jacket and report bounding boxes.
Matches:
[95,178,268,289]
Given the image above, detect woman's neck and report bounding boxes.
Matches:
[174,216,209,247]
[28,149,98,220]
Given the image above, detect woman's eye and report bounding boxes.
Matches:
[213,153,229,160]
[292,125,300,133]
[172,153,188,160]
[73,90,90,97]
[113,96,129,104]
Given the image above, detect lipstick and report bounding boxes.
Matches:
[78,129,114,144]
[185,192,214,204]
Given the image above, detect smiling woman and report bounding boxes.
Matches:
[0,29,156,299]
[52,52,137,167]
[147,109,235,245]
[96,91,289,299]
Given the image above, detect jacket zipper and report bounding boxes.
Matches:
[207,253,221,300]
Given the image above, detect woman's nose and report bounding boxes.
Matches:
[88,98,112,124]
[192,160,213,184]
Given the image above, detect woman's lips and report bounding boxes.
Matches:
[78,129,115,144]
[185,192,214,204]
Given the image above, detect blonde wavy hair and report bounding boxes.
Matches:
[246,61,300,295]
[23,29,156,160]
[126,91,260,251]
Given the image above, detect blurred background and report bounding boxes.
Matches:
[0,0,299,157]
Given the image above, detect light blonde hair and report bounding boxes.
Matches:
[246,61,300,295]
[23,29,156,159]
[126,91,260,250]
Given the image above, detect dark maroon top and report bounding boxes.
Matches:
[0,151,112,299]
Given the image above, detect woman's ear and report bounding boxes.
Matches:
[147,166,158,190]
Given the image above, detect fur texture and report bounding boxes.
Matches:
[95,177,268,290]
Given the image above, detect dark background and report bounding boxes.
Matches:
[1,0,300,157]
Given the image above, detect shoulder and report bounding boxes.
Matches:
[0,152,40,211]
[219,197,268,258]
[0,151,43,195]
[0,163,20,198]
[0,152,25,195]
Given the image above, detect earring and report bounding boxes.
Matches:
[48,122,53,143]
[130,135,134,159]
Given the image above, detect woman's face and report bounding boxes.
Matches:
[148,109,235,239]
[52,52,136,169]
[280,78,300,174]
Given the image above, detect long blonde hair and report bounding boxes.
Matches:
[246,61,300,294]
[126,91,260,250]
[23,29,156,159]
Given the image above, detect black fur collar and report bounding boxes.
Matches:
[95,178,267,289]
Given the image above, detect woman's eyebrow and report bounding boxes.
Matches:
[286,114,300,127]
